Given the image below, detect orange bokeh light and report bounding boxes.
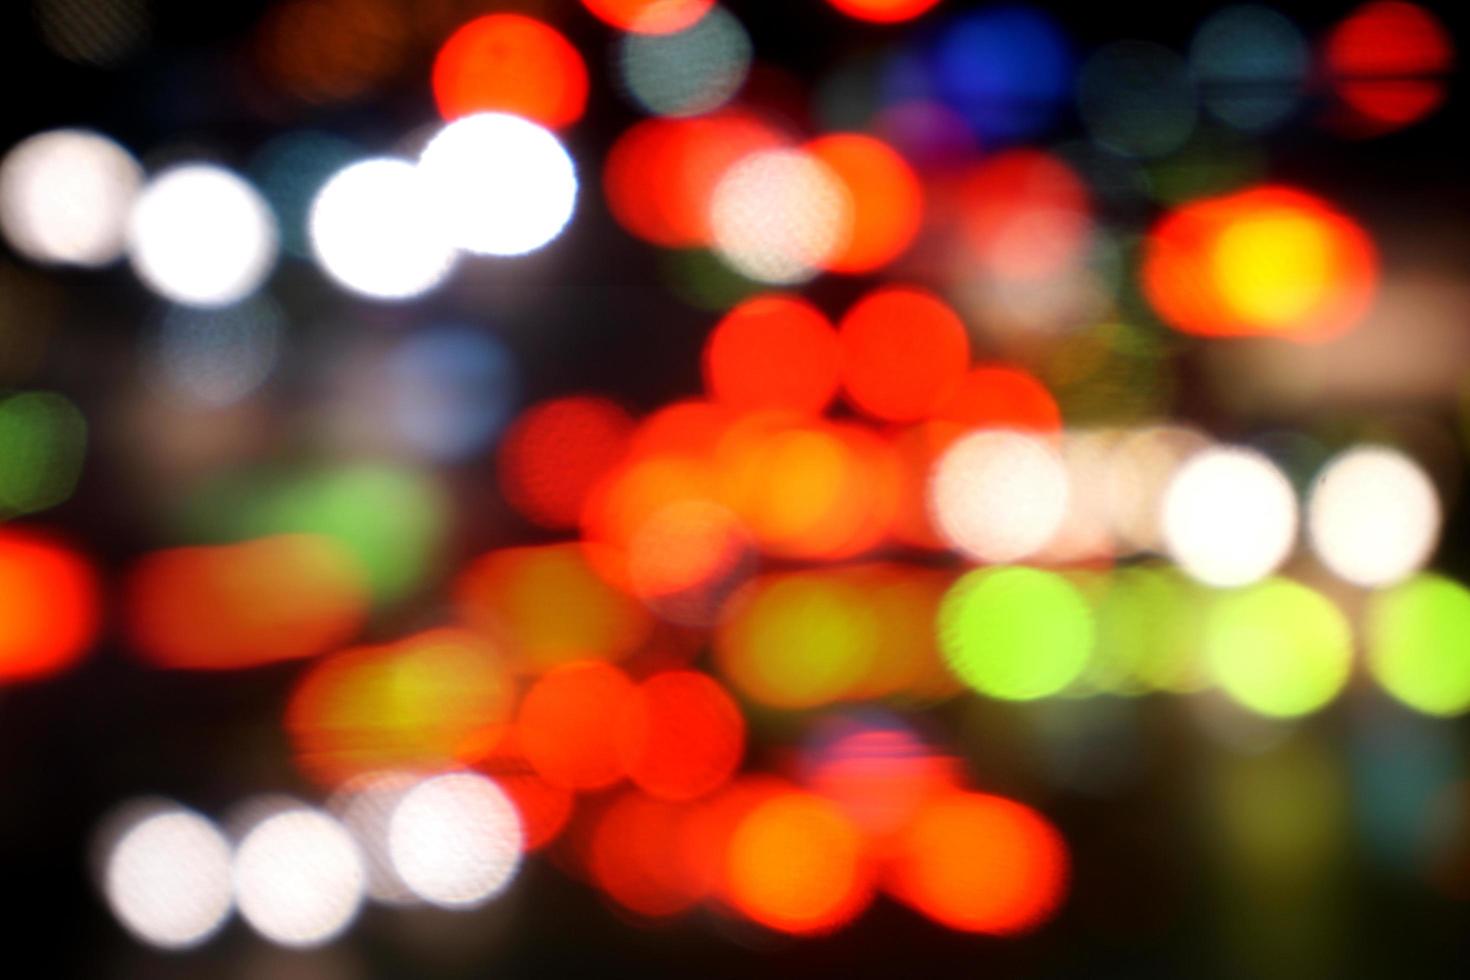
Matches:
[0,529,98,682]
[1143,185,1378,342]
[805,134,923,274]
[286,627,515,787]
[471,731,576,851]
[839,286,970,422]
[432,14,589,128]
[517,660,637,790]
[582,0,714,35]
[955,149,1092,282]
[498,395,635,530]
[617,670,744,801]
[603,112,787,248]
[703,294,841,415]
[936,364,1063,431]
[887,791,1069,935]
[1326,2,1452,133]
[125,534,366,671]
[724,791,873,934]
[589,791,705,918]
[454,543,653,673]
[825,0,943,24]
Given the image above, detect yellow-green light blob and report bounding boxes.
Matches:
[937,567,1094,700]
[1203,578,1351,718]
[1089,565,1209,695]
[1366,574,1470,716]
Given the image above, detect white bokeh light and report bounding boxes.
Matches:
[330,772,420,906]
[709,148,853,284]
[387,772,524,909]
[929,429,1070,564]
[1308,445,1440,587]
[308,157,458,300]
[233,806,366,948]
[127,164,277,307]
[620,5,752,118]
[417,113,578,257]
[1162,446,1298,587]
[101,802,233,950]
[0,128,142,267]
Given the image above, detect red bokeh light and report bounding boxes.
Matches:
[805,134,924,274]
[432,14,589,128]
[954,149,1092,282]
[617,670,745,801]
[825,0,943,24]
[498,395,635,530]
[1326,2,1453,133]
[839,286,970,422]
[581,0,714,35]
[589,791,705,918]
[517,661,638,790]
[0,529,98,682]
[702,294,841,415]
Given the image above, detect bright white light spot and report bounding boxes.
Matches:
[101,802,233,950]
[1162,446,1297,587]
[0,129,142,267]
[620,6,752,117]
[387,772,523,909]
[330,772,420,906]
[308,157,458,300]
[234,806,365,948]
[1308,445,1440,587]
[147,297,283,407]
[929,429,1070,563]
[127,165,276,307]
[709,148,852,284]
[418,113,578,257]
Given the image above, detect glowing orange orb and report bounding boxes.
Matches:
[582,0,714,35]
[825,0,943,24]
[839,286,970,421]
[617,671,745,801]
[805,133,923,273]
[703,294,840,415]
[0,529,98,682]
[432,14,589,128]
[516,660,638,790]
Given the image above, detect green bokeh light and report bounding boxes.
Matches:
[938,566,1094,701]
[0,390,86,517]
[1366,574,1470,716]
[1204,578,1351,718]
[1089,565,1209,695]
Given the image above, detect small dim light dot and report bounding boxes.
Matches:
[432,14,588,128]
[101,803,234,950]
[387,772,524,909]
[1162,447,1297,588]
[233,805,366,948]
[1367,574,1470,716]
[938,567,1094,701]
[1203,578,1351,718]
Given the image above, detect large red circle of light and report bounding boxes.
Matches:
[0,529,98,681]
[838,286,970,421]
[703,294,841,415]
[432,14,589,128]
[825,0,943,24]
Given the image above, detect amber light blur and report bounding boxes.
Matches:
[804,134,923,274]
[516,660,637,790]
[125,534,366,670]
[0,528,98,681]
[1143,185,1378,342]
[432,14,589,128]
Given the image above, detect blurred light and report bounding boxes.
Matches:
[589,791,703,917]
[1204,578,1351,717]
[842,565,960,700]
[308,157,458,300]
[583,0,714,35]
[805,134,923,274]
[234,805,365,947]
[703,294,840,414]
[418,112,578,257]
[938,567,1094,700]
[125,534,366,671]
[626,499,754,626]
[801,714,961,837]
[0,129,142,267]
[1307,446,1440,587]
[0,529,98,681]
[0,390,86,516]
[709,148,853,284]
[432,14,588,128]
[1143,185,1377,341]
[724,791,872,934]
[35,0,150,66]
[145,297,283,407]
[127,164,277,307]
[470,736,577,852]
[620,6,751,117]
[839,286,968,421]
[1367,575,1470,716]
[929,430,1069,564]
[603,111,786,248]
[387,772,523,909]
[1089,565,1209,694]
[1077,41,1197,159]
[936,365,1063,431]
[287,629,514,786]
[1162,447,1297,588]
[618,671,744,801]
[826,0,941,23]
[887,791,1068,934]
[516,661,637,789]
[255,0,407,105]
[1190,5,1308,132]
[329,772,419,905]
[100,802,233,949]
[930,7,1073,144]
[249,131,360,259]
[454,543,652,671]
[387,325,518,461]
[497,395,635,529]
[1103,425,1210,554]
[1325,2,1452,134]
[954,149,1092,282]
[715,571,878,709]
